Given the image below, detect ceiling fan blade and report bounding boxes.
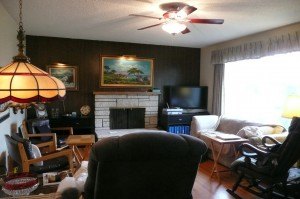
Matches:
[137,22,164,30]
[189,18,224,24]
[177,5,197,16]
[181,28,191,34]
[129,14,162,20]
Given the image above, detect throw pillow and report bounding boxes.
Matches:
[10,133,34,159]
[236,126,260,138]
[257,126,275,135]
[35,125,52,141]
[257,126,285,135]
[31,144,43,166]
[273,126,284,134]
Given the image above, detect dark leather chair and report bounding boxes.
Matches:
[5,134,74,174]
[227,117,300,199]
[84,132,207,199]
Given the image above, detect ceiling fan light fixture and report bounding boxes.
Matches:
[162,21,186,35]
[176,12,187,20]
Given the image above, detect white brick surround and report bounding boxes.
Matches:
[94,92,160,135]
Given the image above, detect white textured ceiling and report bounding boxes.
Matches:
[1,0,300,48]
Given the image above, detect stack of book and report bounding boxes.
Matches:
[167,125,190,135]
[151,88,161,93]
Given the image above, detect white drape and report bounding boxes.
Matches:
[212,64,224,116]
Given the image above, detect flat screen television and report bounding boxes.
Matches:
[164,86,208,109]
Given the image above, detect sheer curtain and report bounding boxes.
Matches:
[223,52,300,128]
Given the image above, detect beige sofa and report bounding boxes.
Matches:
[190,115,288,167]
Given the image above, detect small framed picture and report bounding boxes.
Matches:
[47,63,79,91]
[43,171,69,186]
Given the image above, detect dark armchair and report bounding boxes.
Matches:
[84,132,207,199]
[227,117,300,199]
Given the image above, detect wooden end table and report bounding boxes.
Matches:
[66,135,95,166]
[202,133,248,181]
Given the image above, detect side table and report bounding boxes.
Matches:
[202,133,248,181]
[66,135,95,166]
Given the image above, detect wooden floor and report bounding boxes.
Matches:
[192,160,259,199]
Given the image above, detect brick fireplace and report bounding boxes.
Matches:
[93,92,160,136]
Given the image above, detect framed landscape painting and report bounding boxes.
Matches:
[100,55,154,87]
[47,64,78,91]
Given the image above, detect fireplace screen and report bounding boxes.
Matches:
[110,108,145,129]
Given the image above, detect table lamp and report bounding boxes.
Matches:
[282,95,300,168]
[282,95,300,132]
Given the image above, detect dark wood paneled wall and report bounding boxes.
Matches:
[26,36,201,115]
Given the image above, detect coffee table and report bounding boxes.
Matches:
[66,135,95,165]
[202,133,248,181]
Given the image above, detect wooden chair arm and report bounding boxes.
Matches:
[27,133,56,138]
[51,127,74,135]
[27,149,72,164]
[28,133,57,152]
[36,141,54,149]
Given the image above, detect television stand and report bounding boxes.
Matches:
[182,109,207,114]
[160,110,209,134]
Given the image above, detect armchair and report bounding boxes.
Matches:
[84,132,207,199]
[21,119,73,149]
[5,134,74,174]
[227,118,300,199]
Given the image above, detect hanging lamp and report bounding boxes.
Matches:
[0,0,66,113]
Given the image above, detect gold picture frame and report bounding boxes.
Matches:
[47,64,79,91]
[100,55,154,87]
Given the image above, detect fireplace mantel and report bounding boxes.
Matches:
[93,91,161,95]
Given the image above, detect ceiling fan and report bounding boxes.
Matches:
[129,2,224,35]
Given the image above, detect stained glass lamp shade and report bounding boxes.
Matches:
[0,62,66,104]
[0,0,66,113]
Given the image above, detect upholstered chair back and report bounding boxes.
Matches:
[84,132,207,199]
[5,135,23,165]
[272,118,300,176]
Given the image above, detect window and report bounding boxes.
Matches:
[224,51,300,128]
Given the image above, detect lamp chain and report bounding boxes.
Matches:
[13,0,29,62]
[19,0,23,31]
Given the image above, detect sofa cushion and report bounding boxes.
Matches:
[257,125,285,135]
[216,117,261,134]
[273,126,285,134]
